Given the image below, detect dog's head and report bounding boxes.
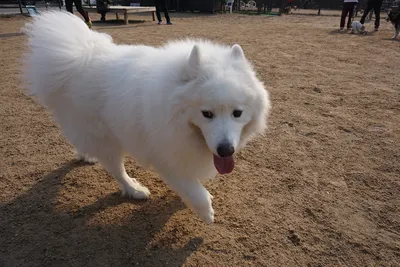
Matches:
[387,10,394,22]
[387,9,400,23]
[173,43,270,175]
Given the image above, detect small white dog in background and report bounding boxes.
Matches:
[351,21,367,34]
[23,11,271,224]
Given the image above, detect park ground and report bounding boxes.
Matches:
[0,10,399,267]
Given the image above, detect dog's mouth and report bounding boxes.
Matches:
[188,122,235,174]
[213,155,234,175]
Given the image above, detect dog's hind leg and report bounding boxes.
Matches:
[54,113,149,199]
[95,149,150,199]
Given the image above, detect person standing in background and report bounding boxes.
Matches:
[65,0,92,28]
[96,0,113,22]
[155,0,172,25]
[340,0,358,30]
[360,0,384,31]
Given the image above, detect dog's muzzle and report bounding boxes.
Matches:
[216,142,235,158]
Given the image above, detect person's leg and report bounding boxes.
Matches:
[73,0,90,22]
[101,11,106,21]
[373,3,381,29]
[159,0,171,23]
[340,3,350,29]
[65,0,73,13]
[347,3,356,29]
[155,0,162,22]
[360,4,373,24]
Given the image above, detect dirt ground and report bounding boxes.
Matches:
[0,10,399,267]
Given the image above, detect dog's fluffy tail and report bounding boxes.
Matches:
[22,11,113,103]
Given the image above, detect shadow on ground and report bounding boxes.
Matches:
[0,32,24,39]
[0,161,202,266]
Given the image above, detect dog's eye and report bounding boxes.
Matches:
[233,110,243,118]
[202,111,214,119]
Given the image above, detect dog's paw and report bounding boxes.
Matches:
[76,152,97,164]
[193,203,215,224]
[121,182,151,200]
[83,157,98,164]
[190,193,215,224]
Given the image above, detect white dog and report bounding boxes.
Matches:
[350,21,367,34]
[23,11,271,223]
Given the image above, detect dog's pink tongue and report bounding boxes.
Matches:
[213,155,234,175]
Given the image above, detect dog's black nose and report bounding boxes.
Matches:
[217,143,235,157]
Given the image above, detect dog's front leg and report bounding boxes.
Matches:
[392,23,399,39]
[163,175,214,224]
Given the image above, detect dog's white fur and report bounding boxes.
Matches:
[23,11,270,223]
[351,21,366,34]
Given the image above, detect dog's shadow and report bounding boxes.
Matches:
[328,29,350,35]
[0,161,203,266]
[382,37,400,41]
[328,29,377,36]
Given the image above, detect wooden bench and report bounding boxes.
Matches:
[83,6,156,25]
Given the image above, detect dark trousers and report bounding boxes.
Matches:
[360,1,383,28]
[340,2,357,28]
[155,0,170,23]
[65,0,90,22]
[266,0,272,11]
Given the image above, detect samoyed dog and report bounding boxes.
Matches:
[23,11,270,223]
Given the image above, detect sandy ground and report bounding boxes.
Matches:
[0,11,399,267]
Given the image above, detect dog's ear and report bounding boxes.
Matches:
[186,45,201,80]
[231,44,245,60]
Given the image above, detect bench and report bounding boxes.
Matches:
[83,6,156,25]
[0,0,23,13]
